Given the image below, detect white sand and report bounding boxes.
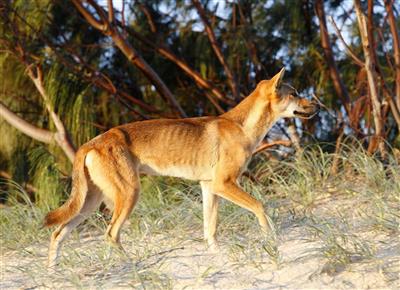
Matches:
[1,218,398,289]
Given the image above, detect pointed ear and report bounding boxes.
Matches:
[270,68,285,90]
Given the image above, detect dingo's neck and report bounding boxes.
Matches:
[221,88,278,146]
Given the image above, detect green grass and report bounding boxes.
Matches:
[305,215,374,275]
[0,143,399,288]
[0,180,50,250]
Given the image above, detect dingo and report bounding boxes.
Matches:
[44,68,318,267]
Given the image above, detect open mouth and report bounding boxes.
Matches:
[294,110,318,119]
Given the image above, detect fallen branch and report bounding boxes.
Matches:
[253,140,292,154]
[0,99,76,163]
[0,101,53,144]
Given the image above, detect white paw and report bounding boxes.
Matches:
[207,241,220,253]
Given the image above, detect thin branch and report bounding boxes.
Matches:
[286,120,302,153]
[73,0,187,117]
[330,125,344,175]
[87,0,109,26]
[139,3,157,33]
[312,93,336,119]
[121,0,126,28]
[57,46,160,115]
[377,28,394,70]
[192,0,240,100]
[107,0,114,24]
[0,170,38,193]
[25,64,76,162]
[111,31,187,117]
[203,90,225,114]
[328,16,364,67]
[130,4,232,107]
[237,3,264,78]
[1,11,76,162]
[383,87,400,128]
[315,0,351,116]
[126,27,234,106]
[26,65,62,132]
[71,0,107,31]
[8,5,163,118]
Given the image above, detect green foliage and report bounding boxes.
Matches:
[28,146,68,210]
[45,64,96,147]
[0,181,49,250]
[12,0,53,34]
[306,216,374,275]
[254,145,333,208]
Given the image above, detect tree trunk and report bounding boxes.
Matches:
[315,0,351,116]
[368,0,400,129]
[354,0,386,156]
[384,0,400,113]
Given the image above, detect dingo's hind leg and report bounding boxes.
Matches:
[48,187,103,268]
[86,147,140,251]
[105,181,139,249]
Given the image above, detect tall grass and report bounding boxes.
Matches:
[305,215,374,275]
[0,180,49,251]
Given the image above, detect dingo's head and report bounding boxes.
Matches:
[259,68,319,119]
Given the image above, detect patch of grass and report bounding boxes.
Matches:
[29,146,69,210]
[0,180,50,250]
[254,144,334,209]
[334,142,400,233]
[305,215,374,275]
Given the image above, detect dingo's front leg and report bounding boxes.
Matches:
[200,181,220,251]
[214,180,271,233]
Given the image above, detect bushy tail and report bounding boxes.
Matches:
[44,147,91,227]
